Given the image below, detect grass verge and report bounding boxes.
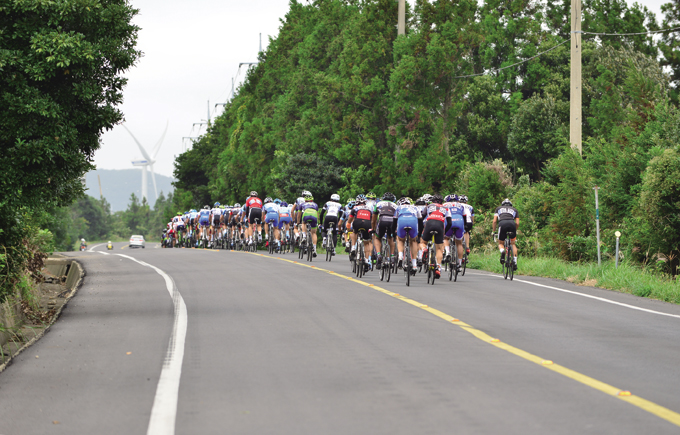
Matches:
[468,252,680,304]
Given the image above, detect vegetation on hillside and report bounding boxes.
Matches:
[173,0,680,276]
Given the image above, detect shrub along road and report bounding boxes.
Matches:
[1,243,679,434]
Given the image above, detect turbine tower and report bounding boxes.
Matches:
[123,122,168,204]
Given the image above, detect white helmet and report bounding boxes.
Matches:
[331,193,340,202]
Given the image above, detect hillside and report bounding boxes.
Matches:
[85,169,175,212]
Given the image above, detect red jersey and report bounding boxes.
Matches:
[246,197,263,210]
[425,203,447,222]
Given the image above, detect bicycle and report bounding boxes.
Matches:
[461,238,469,276]
[268,222,275,254]
[448,240,459,282]
[325,222,336,262]
[306,224,314,262]
[425,232,438,285]
[495,233,515,280]
[402,227,414,287]
[379,233,391,282]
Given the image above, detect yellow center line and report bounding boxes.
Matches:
[242,251,680,428]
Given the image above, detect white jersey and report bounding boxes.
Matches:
[322,201,343,218]
[462,204,474,223]
[211,207,223,216]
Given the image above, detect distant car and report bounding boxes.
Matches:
[129,235,145,248]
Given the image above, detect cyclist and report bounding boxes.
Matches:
[245,191,263,246]
[172,212,185,246]
[460,195,474,255]
[210,202,223,247]
[319,193,343,253]
[292,190,310,243]
[492,198,519,270]
[198,206,211,245]
[188,209,199,245]
[300,193,320,257]
[421,194,450,279]
[372,192,397,270]
[340,200,356,251]
[395,197,421,274]
[278,200,293,247]
[414,197,428,266]
[442,194,466,272]
[346,195,374,272]
[263,197,280,248]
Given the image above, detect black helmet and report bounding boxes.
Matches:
[382,192,396,202]
[501,198,512,207]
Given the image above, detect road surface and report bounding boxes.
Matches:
[1,242,679,434]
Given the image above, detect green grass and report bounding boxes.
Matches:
[468,252,680,304]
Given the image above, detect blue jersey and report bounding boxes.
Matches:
[263,202,280,217]
[278,205,293,219]
[395,204,422,219]
[443,201,465,218]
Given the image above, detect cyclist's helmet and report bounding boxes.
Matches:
[204,205,210,210]
[304,194,314,201]
[501,198,512,207]
[356,194,367,204]
[234,203,241,208]
[214,202,220,207]
[460,195,468,203]
[281,201,288,207]
[431,194,444,204]
[415,197,426,206]
[250,191,258,197]
[274,198,281,205]
[177,212,182,216]
[366,192,377,200]
[301,190,311,197]
[382,192,396,202]
[444,194,454,202]
[422,194,433,203]
[190,209,197,213]
[264,197,272,204]
[347,200,356,209]
[331,193,340,202]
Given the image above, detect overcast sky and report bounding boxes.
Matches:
[94,0,668,178]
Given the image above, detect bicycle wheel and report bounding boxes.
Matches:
[405,244,411,287]
[385,243,391,282]
[430,247,436,285]
[462,253,468,276]
[509,257,514,281]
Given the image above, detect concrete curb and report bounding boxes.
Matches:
[0,256,85,373]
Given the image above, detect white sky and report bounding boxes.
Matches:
[95,0,667,177]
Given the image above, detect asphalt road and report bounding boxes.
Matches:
[1,242,679,434]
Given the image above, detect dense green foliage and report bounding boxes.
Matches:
[0,0,140,300]
[171,0,679,274]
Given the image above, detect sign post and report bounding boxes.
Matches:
[615,231,621,268]
[594,186,601,266]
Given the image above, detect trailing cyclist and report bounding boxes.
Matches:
[346,195,374,272]
[278,200,293,247]
[198,206,211,246]
[414,197,428,266]
[263,197,280,249]
[210,202,223,247]
[319,193,343,254]
[372,192,397,270]
[340,200,356,251]
[292,190,311,243]
[245,191,263,246]
[460,195,474,255]
[300,193,320,257]
[442,194,466,272]
[421,194,450,279]
[395,197,420,274]
[492,198,520,270]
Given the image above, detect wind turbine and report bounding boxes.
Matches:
[123,121,168,204]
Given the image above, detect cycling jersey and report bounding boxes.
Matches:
[246,197,263,211]
[198,209,211,226]
[495,206,519,221]
[462,203,474,223]
[424,203,450,222]
[366,199,377,213]
[263,202,280,226]
[301,201,319,227]
[350,205,373,221]
[278,205,293,229]
[395,205,420,240]
[443,201,465,240]
[321,201,343,219]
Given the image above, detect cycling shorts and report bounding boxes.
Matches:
[248,208,262,225]
[302,215,318,228]
[199,217,210,227]
[445,216,465,240]
[351,219,372,241]
[376,218,396,239]
[396,216,418,239]
[265,213,279,227]
[278,216,292,229]
[213,216,221,226]
[422,220,445,244]
[465,222,473,233]
[498,220,517,241]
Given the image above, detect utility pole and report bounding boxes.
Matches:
[97,174,103,200]
[570,0,582,155]
[207,100,211,125]
[259,33,262,52]
[398,0,405,35]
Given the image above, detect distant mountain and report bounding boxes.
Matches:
[85,169,175,212]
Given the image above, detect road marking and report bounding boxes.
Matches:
[96,251,110,256]
[467,271,680,320]
[245,252,680,428]
[116,254,187,435]
[88,243,105,252]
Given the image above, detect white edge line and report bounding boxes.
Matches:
[116,254,188,435]
[97,251,110,256]
[468,271,680,319]
[88,243,105,252]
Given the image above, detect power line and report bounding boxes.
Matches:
[579,26,680,37]
[452,39,570,79]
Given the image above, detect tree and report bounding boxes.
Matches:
[659,0,680,103]
[0,0,140,300]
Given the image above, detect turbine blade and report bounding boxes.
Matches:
[150,164,158,200]
[122,124,152,162]
[152,120,168,159]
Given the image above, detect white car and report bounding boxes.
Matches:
[129,235,146,248]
